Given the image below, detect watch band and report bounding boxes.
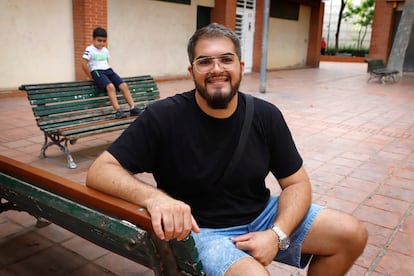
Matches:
[271,224,290,250]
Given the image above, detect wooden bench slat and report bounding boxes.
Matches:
[30,91,158,110]
[28,89,102,101]
[32,94,154,119]
[28,85,157,105]
[19,77,154,97]
[36,109,118,128]
[60,119,135,137]
[58,117,134,132]
[26,81,157,100]
[19,75,153,90]
[30,91,158,113]
[62,125,132,140]
[33,98,157,127]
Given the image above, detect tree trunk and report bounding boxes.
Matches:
[335,0,347,53]
[387,0,414,78]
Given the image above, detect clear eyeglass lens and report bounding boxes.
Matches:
[193,55,236,73]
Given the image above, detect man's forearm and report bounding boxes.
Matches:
[274,182,311,235]
[86,151,161,207]
[273,166,312,235]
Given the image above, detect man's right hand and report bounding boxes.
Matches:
[86,151,200,241]
[144,194,200,241]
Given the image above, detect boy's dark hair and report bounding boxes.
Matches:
[93,27,107,38]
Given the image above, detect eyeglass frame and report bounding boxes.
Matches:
[192,53,240,74]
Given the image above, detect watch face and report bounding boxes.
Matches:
[271,225,290,250]
[279,237,290,250]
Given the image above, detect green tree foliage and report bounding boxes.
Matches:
[343,0,374,50]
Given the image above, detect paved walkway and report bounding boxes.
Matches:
[0,62,413,275]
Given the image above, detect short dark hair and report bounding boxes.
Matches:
[187,23,241,64]
[93,27,107,38]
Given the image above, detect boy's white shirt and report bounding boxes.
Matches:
[82,45,111,71]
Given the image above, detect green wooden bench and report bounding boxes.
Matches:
[19,75,160,169]
[365,59,399,84]
[0,155,205,275]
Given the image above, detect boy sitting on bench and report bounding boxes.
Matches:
[82,27,141,119]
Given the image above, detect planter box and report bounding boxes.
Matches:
[320,55,366,63]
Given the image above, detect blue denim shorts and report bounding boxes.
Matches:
[191,196,323,276]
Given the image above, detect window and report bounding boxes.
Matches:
[270,0,299,21]
[197,6,211,30]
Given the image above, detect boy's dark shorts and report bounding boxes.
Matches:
[91,68,124,91]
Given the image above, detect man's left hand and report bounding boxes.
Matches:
[231,229,279,266]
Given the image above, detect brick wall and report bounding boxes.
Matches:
[252,0,264,72]
[307,2,325,67]
[369,0,396,62]
[72,0,107,80]
[211,0,237,29]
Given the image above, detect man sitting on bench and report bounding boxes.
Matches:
[86,23,368,276]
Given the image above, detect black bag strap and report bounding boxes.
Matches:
[217,94,254,185]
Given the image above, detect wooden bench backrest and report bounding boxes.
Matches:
[366,59,386,72]
[19,75,160,133]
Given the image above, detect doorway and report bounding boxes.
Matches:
[236,0,256,73]
[197,5,211,30]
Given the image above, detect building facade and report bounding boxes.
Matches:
[0,0,324,90]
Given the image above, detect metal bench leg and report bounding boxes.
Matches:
[0,198,16,213]
[41,133,77,169]
[39,133,49,158]
[60,139,77,169]
[0,197,51,228]
[35,217,51,228]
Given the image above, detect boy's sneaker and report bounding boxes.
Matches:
[130,106,142,116]
[115,109,127,119]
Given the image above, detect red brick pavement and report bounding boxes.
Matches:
[1,62,413,275]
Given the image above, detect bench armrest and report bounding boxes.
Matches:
[0,155,153,230]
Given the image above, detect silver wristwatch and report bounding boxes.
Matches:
[271,224,290,250]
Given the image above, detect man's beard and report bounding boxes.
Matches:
[194,73,241,109]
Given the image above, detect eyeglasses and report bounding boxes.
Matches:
[192,54,238,74]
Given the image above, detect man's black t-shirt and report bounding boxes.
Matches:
[108,90,302,228]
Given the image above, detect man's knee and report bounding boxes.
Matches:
[303,208,367,256]
[341,215,368,255]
